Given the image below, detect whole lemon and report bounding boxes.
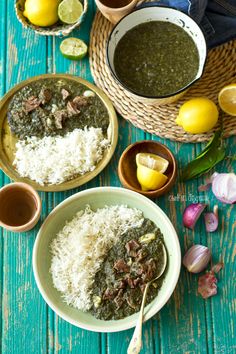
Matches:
[23,0,59,27]
[176,97,219,134]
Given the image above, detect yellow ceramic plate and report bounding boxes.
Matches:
[0,74,118,191]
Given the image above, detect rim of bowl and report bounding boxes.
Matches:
[0,182,41,231]
[32,186,181,332]
[118,140,177,196]
[106,5,207,100]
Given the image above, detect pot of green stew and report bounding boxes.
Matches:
[106,5,207,105]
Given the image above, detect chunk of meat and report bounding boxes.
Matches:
[114,289,124,309]
[125,239,141,257]
[23,96,41,113]
[126,276,135,289]
[136,249,148,261]
[133,277,141,287]
[53,110,68,129]
[141,258,157,282]
[117,279,127,289]
[136,263,147,276]
[126,276,141,289]
[113,259,130,273]
[39,88,52,104]
[73,96,88,107]
[145,258,157,281]
[103,288,118,300]
[61,88,70,100]
[67,101,81,116]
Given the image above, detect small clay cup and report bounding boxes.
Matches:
[0,182,42,232]
[118,140,177,198]
[95,0,138,24]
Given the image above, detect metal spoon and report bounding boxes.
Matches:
[127,242,167,354]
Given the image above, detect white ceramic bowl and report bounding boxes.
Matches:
[33,187,181,332]
[107,5,207,105]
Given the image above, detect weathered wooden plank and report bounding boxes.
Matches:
[0,1,7,351]
[1,1,48,353]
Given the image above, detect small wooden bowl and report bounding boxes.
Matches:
[118,140,177,198]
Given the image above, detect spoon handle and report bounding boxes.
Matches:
[127,282,150,354]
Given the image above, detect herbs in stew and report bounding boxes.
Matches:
[113,21,199,97]
[7,79,109,139]
[91,218,167,320]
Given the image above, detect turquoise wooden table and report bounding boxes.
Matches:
[0,1,235,353]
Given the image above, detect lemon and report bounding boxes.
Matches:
[136,153,168,191]
[176,97,219,134]
[136,165,168,191]
[23,0,59,27]
[218,84,236,116]
[136,153,169,174]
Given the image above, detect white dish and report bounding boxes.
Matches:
[33,187,181,332]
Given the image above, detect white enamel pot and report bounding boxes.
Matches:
[106,5,207,105]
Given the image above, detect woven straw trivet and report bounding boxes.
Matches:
[89,10,236,143]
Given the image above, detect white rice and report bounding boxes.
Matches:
[13,127,109,185]
[50,205,144,311]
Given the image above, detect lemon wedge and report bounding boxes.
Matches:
[218,84,236,116]
[136,165,168,191]
[136,153,169,173]
[136,153,169,191]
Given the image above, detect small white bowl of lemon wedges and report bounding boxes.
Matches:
[15,0,88,36]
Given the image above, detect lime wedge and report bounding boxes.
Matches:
[58,0,83,24]
[60,38,87,60]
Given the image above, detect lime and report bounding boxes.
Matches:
[175,97,219,134]
[136,153,169,174]
[218,84,236,116]
[58,0,83,24]
[60,38,87,60]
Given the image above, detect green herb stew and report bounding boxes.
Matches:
[114,21,199,97]
[91,218,166,320]
[7,79,109,139]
